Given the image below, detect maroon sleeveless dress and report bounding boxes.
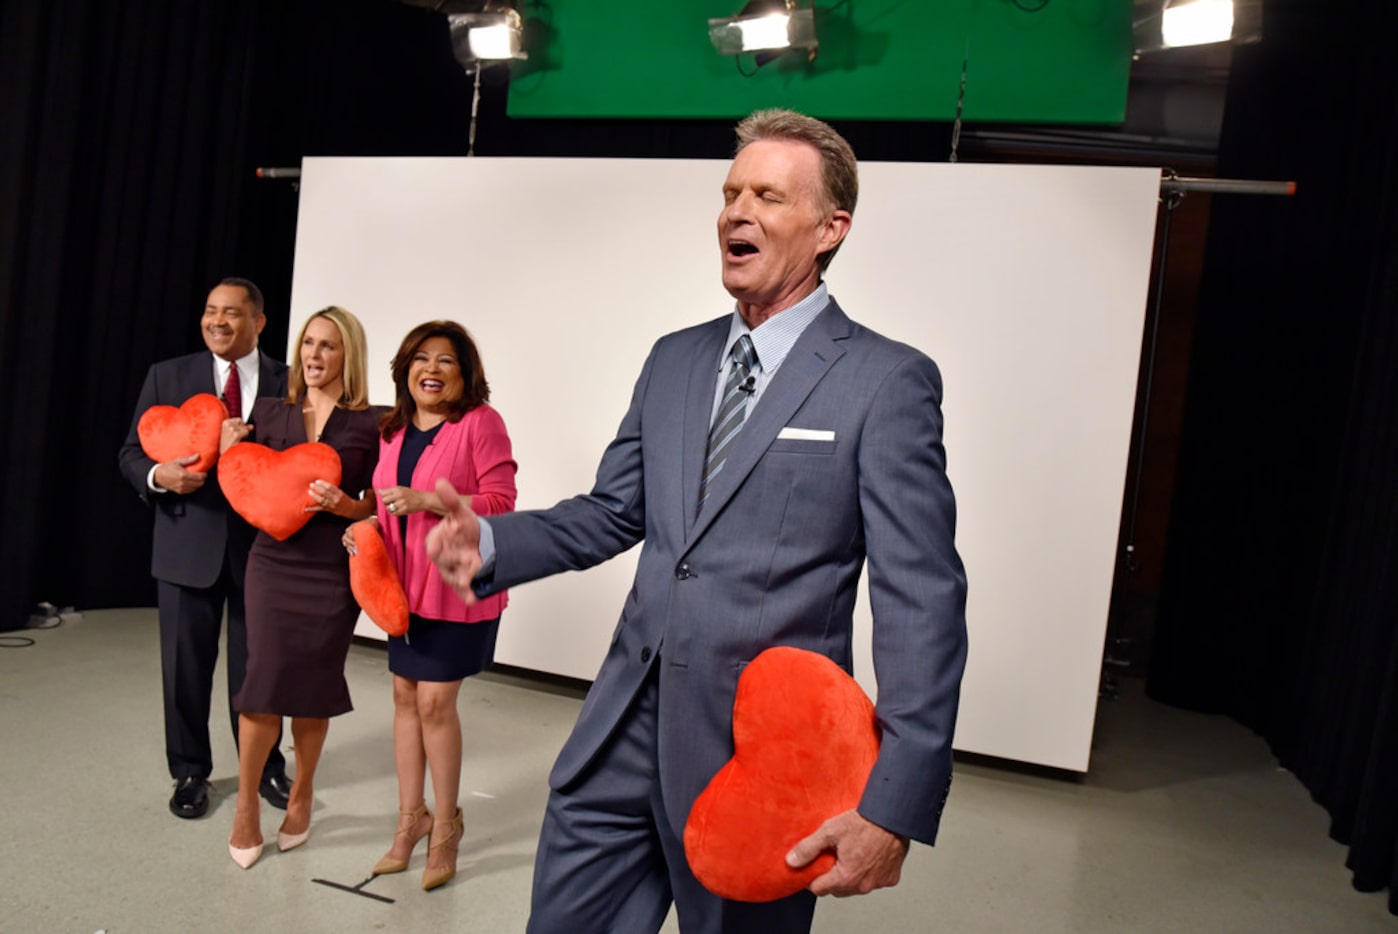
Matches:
[234,399,384,718]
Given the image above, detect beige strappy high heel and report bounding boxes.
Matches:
[371,802,432,876]
[422,807,463,891]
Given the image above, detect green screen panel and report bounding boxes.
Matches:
[507,0,1132,124]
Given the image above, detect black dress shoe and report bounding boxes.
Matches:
[259,772,293,810]
[169,776,212,819]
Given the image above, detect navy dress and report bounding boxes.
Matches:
[235,399,384,718]
[387,421,500,683]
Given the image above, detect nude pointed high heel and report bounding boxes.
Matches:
[371,803,432,876]
[229,841,263,869]
[422,807,462,891]
[230,806,264,869]
[277,826,310,852]
[277,801,313,852]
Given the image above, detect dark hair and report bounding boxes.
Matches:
[380,320,490,441]
[217,276,265,315]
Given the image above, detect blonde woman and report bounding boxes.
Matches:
[225,306,385,869]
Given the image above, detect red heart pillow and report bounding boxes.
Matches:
[683,646,880,903]
[349,521,410,637]
[218,441,342,541]
[137,393,228,474]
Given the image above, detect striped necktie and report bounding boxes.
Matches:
[699,334,758,513]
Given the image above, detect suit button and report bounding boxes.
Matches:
[675,563,691,580]
[640,646,652,662]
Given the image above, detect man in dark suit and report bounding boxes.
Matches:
[429,111,969,932]
[118,277,293,819]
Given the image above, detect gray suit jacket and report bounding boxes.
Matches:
[483,298,967,845]
[118,349,289,589]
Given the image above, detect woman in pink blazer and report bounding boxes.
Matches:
[343,320,516,891]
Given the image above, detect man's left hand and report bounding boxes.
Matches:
[785,809,910,897]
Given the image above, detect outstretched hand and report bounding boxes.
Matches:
[786,809,910,897]
[425,477,481,605]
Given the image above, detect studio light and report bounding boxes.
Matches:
[1160,0,1234,48]
[447,7,526,70]
[709,0,818,61]
[1133,0,1259,56]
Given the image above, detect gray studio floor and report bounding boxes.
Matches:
[0,609,1392,933]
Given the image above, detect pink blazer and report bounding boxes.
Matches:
[373,404,517,623]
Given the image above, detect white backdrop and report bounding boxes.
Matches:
[289,157,1160,772]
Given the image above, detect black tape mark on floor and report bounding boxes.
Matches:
[311,875,395,904]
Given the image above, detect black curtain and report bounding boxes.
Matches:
[0,0,473,630]
[0,1,266,628]
[1149,0,1398,913]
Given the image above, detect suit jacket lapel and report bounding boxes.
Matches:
[688,300,851,544]
[187,351,217,394]
[682,321,731,536]
[256,349,283,398]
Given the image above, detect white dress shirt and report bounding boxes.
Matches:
[214,347,263,421]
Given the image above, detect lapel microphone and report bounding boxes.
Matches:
[738,376,756,394]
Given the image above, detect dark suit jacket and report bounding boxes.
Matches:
[481,299,968,846]
[118,349,289,589]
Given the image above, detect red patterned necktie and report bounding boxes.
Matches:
[223,362,242,420]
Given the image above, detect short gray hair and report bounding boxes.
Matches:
[735,109,858,270]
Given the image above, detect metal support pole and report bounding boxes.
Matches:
[1104,169,1296,687]
[1161,176,1296,197]
[468,65,483,157]
[1121,170,1296,571]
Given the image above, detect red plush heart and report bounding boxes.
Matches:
[684,646,880,903]
[137,393,228,474]
[349,521,410,637]
[217,441,342,541]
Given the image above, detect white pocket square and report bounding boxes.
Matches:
[777,427,836,442]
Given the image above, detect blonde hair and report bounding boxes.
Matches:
[286,306,371,410]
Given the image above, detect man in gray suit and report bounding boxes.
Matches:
[118,278,292,820]
[430,110,968,932]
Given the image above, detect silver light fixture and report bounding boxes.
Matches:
[448,7,527,71]
[1161,0,1233,48]
[709,0,817,64]
[1134,0,1261,55]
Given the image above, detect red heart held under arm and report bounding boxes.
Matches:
[136,393,228,474]
[683,645,880,903]
[217,441,342,541]
[349,521,410,637]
